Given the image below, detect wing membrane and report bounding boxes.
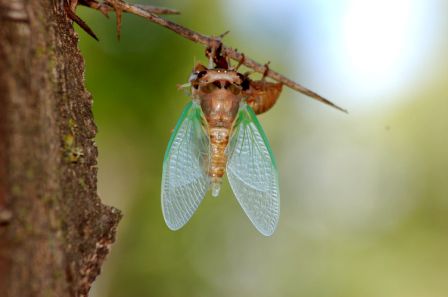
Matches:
[227,104,280,236]
[161,101,210,230]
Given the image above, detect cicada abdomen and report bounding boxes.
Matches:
[208,127,230,196]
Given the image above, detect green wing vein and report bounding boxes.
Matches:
[227,104,280,236]
[161,101,210,230]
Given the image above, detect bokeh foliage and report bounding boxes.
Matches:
[77,1,448,297]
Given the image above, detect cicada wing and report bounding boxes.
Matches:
[227,104,280,236]
[161,101,210,230]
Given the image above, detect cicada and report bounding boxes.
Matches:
[161,55,283,236]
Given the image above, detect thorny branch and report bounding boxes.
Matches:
[79,0,347,113]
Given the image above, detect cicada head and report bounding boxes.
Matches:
[189,63,246,92]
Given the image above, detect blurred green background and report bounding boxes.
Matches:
[77,1,448,296]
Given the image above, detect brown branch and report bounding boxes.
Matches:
[101,0,347,113]
[80,0,180,16]
[132,4,180,15]
[76,0,180,40]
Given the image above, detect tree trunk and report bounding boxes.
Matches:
[0,1,121,296]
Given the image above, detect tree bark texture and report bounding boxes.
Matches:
[0,1,122,296]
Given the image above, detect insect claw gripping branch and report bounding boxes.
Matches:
[73,0,347,112]
[261,62,271,80]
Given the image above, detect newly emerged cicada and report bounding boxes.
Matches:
[161,55,283,236]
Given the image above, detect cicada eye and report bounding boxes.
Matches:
[228,83,241,95]
[201,83,217,93]
[189,70,207,84]
[197,71,207,79]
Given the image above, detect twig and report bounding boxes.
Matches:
[133,4,180,15]
[77,0,179,40]
[101,0,347,113]
[79,0,179,16]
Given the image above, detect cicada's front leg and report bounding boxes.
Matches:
[244,80,283,115]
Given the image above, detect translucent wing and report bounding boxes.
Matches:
[227,104,280,236]
[161,101,210,230]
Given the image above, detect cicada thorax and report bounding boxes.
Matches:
[190,65,245,196]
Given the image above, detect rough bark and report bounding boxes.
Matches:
[0,1,122,296]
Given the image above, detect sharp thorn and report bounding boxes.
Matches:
[114,6,123,41]
[65,5,99,41]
